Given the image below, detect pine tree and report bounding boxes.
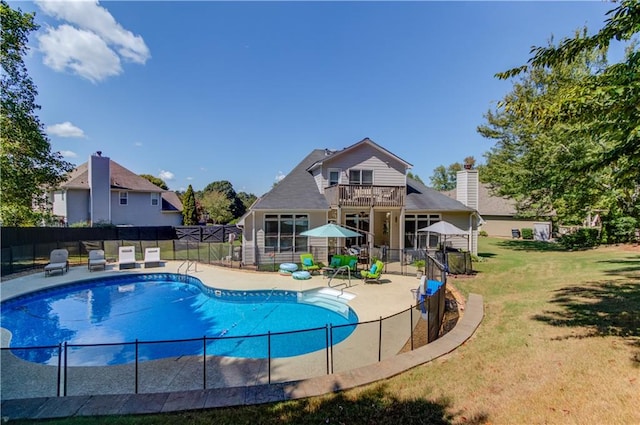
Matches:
[182,185,198,225]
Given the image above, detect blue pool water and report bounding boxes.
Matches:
[0,274,358,366]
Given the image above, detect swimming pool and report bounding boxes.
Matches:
[0,273,358,366]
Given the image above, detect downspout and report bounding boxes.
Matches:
[252,210,257,266]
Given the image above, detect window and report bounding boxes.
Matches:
[119,192,128,206]
[328,169,341,186]
[151,193,159,206]
[404,214,440,249]
[349,169,373,185]
[264,214,309,253]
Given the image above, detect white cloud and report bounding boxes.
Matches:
[38,24,121,82]
[275,171,286,182]
[35,0,150,82]
[60,150,78,158]
[47,121,86,138]
[186,177,193,181]
[159,170,175,181]
[134,142,143,147]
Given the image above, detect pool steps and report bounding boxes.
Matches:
[297,287,356,317]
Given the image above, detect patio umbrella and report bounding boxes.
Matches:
[417,221,468,269]
[300,223,362,238]
[417,221,467,237]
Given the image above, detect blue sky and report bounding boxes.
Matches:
[13,1,622,196]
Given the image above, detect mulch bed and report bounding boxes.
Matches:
[398,289,460,353]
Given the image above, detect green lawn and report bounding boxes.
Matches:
[10,238,640,425]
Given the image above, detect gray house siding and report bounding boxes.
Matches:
[66,189,90,224]
[323,144,406,187]
[242,210,328,265]
[110,191,177,226]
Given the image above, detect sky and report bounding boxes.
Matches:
[10,0,625,196]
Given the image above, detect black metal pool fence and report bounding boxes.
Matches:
[1,281,447,400]
[2,241,471,279]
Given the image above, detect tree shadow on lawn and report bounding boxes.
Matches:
[533,279,640,362]
[496,239,566,252]
[597,256,640,277]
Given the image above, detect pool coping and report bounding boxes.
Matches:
[0,291,483,420]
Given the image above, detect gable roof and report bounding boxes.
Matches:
[306,137,412,172]
[442,183,517,216]
[61,159,182,212]
[250,149,330,210]
[406,178,474,212]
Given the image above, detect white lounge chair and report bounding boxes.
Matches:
[144,247,162,268]
[118,246,137,270]
[88,249,107,271]
[44,249,69,277]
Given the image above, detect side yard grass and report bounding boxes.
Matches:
[9,238,640,425]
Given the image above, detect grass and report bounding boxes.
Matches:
[8,238,640,424]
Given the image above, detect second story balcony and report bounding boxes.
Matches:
[324,185,405,208]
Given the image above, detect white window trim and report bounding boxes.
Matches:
[264,213,309,253]
[119,191,128,206]
[349,169,374,185]
[151,192,160,206]
[328,168,341,186]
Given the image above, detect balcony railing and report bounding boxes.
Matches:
[324,185,405,208]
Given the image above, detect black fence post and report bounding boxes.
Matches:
[378,316,383,362]
[203,336,207,389]
[135,340,139,394]
[329,324,334,374]
[325,325,330,375]
[63,342,68,397]
[57,343,62,397]
[410,306,414,351]
[267,331,272,384]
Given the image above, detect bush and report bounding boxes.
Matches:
[559,228,600,249]
[521,228,534,240]
[479,230,488,237]
[606,216,638,243]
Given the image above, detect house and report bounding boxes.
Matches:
[49,152,183,226]
[238,138,481,267]
[444,169,552,240]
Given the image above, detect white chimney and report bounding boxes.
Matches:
[456,169,479,210]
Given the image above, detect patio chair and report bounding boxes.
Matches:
[44,249,69,277]
[300,253,320,274]
[360,260,384,284]
[144,247,162,268]
[118,246,137,270]
[88,249,107,271]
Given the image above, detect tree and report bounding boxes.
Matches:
[200,190,233,224]
[237,191,257,211]
[479,28,638,223]
[1,1,73,226]
[181,185,198,225]
[202,180,246,219]
[429,162,462,191]
[494,1,639,221]
[139,174,168,190]
[406,171,424,184]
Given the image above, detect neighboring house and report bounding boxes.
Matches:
[238,138,481,267]
[49,152,183,226]
[443,169,552,240]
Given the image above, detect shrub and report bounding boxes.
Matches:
[479,230,488,237]
[521,228,534,240]
[559,228,600,249]
[606,216,638,243]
